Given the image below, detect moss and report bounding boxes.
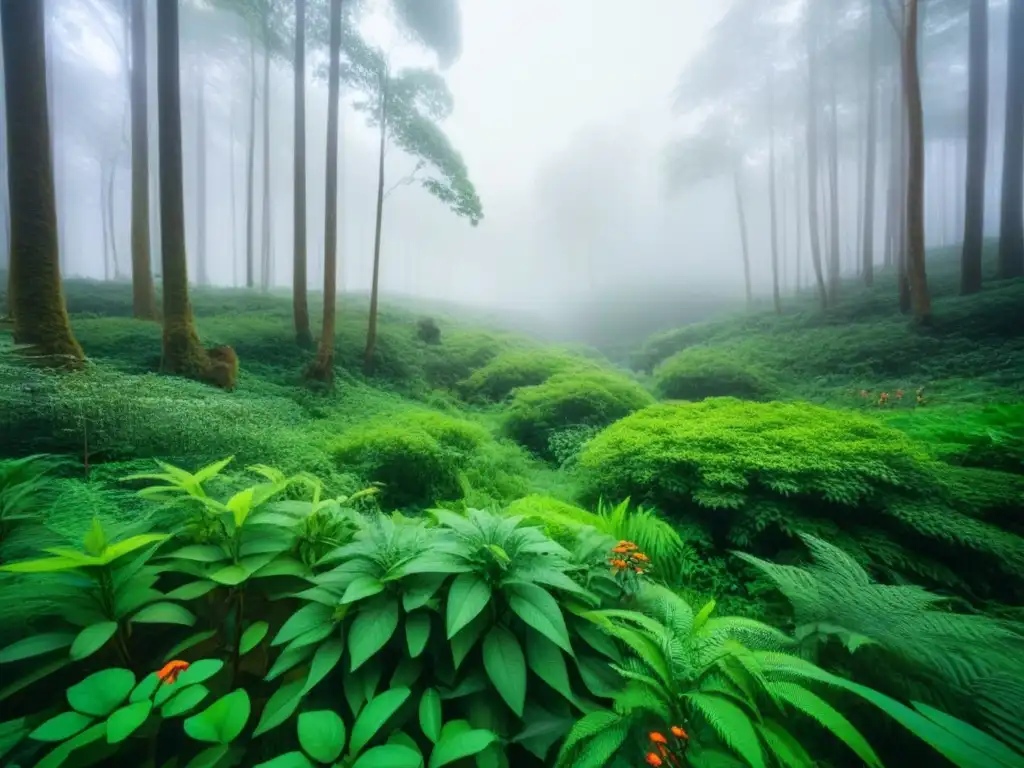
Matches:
[458,349,602,403]
[653,346,777,401]
[204,345,239,391]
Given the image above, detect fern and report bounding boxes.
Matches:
[755,719,814,768]
[685,692,766,768]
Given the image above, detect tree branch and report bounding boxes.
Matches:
[383,161,426,200]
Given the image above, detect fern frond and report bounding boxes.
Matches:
[612,680,672,721]
[756,718,815,768]
[685,691,766,768]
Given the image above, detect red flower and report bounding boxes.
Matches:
[645,752,663,767]
[649,732,667,744]
[671,725,689,740]
[156,660,190,685]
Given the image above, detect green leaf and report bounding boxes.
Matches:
[0,632,76,663]
[184,689,251,744]
[766,683,878,768]
[163,630,217,662]
[419,689,442,744]
[0,657,72,703]
[100,534,171,564]
[351,744,423,768]
[0,555,83,573]
[29,711,94,742]
[686,692,766,768]
[525,629,574,702]
[253,679,306,737]
[446,574,491,639]
[254,753,315,768]
[164,581,218,601]
[298,710,346,763]
[451,610,489,671]
[428,727,497,768]
[482,626,526,717]
[342,575,386,604]
[507,584,572,654]
[161,684,210,718]
[390,657,423,689]
[349,598,400,672]
[69,622,119,661]
[184,744,231,768]
[302,637,344,695]
[350,687,412,755]
[130,673,161,703]
[132,602,196,626]
[402,573,447,612]
[33,723,107,768]
[240,622,269,655]
[265,643,316,682]
[167,545,227,563]
[67,667,136,716]
[274,603,335,647]
[176,659,225,688]
[405,612,431,658]
[208,564,251,586]
[106,700,152,743]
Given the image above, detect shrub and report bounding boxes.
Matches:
[653,346,777,401]
[418,329,519,391]
[578,398,1024,599]
[416,316,441,344]
[503,370,654,458]
[457,349,600,403]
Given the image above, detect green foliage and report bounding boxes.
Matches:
[653,347,778,401]
[457,349,602,403]
[504,371,654,458]
[0,455,68,559]
[884,404,1024,473]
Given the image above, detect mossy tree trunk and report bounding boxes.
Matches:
[961,0,988,295]
[306,0,342,384]
[129,0,157,319]
[156,0,207,378]
[0,0,83,367]
[293,0,312,347]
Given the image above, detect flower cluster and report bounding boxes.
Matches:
[609,540,649,575]
[645,727,689,766]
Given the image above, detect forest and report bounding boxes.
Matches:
[0,0,1022,767]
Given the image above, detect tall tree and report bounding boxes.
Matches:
[293,0,312,347]
[245,31,257,288]
[129,0,156,318]
[804,0,827,309]
[306,0,342,384]
[961,0,988,294]
[156,0,208,378]
[999,0,1024,278]
[862,0,879,287]
[260,0,273,290]
[0,0,83,366]
[767,68,781,314]
[825,0,841,303]
[195,61,209,287]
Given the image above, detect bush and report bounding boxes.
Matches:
[503,370,654,458]
[653,346,777,401]
[416,316,441,344]
[578,398,1024,599]
[457,349,600,403]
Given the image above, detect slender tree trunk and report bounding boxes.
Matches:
[260,0,273,290]
[767,71,781,313]
[156,0,208,378]
[794,151,803,290]
[196,62,208,287]
[827,1,841,302]
[364,78,389,372]
[862,0,878,286]
[245,32,256,289]
[781,148,788,293]
[230,93,239,287]
[1,0,83,366]
[293,0,312,347]
[962,0,989,294]
[998,0,1024,278]
[804,3,828,309]
[732,166,753,306]
[106,151,120,278]
[101,161,112,280]
[902,0,931,321]
[129,0,156,318]
[307,0,342,384]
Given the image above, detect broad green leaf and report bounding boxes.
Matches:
[507,584,572,654]
[482,626,526,716]
[226,488,255,528]
[254,753,315,768]
[273,603,335,647]
[302,637,344,695]
[350,687,411,755]
[0,556,85,573]
[184,744,230,768]
[446,574,491,639]
[100,534,171,564]
[351,744,423,768]
[183,689,251,744]
[686,692,767,768]
[286,623,337,652]
[67,668,136,717]
[33,722,106,768]
[265,643,316,682]
[130,673,161,703]
[70,623,119,661]
[253,680,306,737]
[0,717,28,762]
[402,573,447,612]
[0,632,76,663]
[163,630,217,662]
[342,575,386,604]
[106,700,152,743]
[165,545,227,563]
[132,602,196,626]
[405,612,431,658]
[428,727,497,768]
[161,684,210,718]
[349,598,400,672]
[164,581,218,601]
[298,710,346,763]
[208,564,251,586]
[419,688,442,744]
[525,629,574,701]
[451,610,489,671]
[251,556,310,579]
[29,711,94,742]
[390,657,423,689]
[82,517,108,556]
[175,659,225,688]
[240,622,269,655]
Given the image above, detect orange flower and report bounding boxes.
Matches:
[671,725,688,740]
[612,546,628,554]
[634,552,650,562]
[645,752,663,767]
[635,567,646,574]
[610,559,628,569]
[649,732,667,744]
[156,660,190,685]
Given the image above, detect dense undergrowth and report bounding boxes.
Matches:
[0,252,1022,766]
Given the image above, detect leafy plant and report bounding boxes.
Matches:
[653,346,778,402]
[0,454,66,559]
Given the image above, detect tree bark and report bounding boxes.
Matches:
[293,0,312,347]
[245,32,256,288]
[732,165,753,306]
[862,0,878,286]
[129,0,156,318]
[105,150,120,278]
[1,0,83,366]
[998,0,1024,278]
[767,70,781,313]
[804,2,828,309]
[961,0,989,294]
[156,0,207,378]
[230,90,239,287]
[794,151,803,290]
[306,0,342,385]
[826,1,841,302]
[902,0,932,322]
[260,0,273,291]
[364,76,389,371]
[196,61,208,287]
[101,160,112,280]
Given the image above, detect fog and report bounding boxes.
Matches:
[2,0,1020,324]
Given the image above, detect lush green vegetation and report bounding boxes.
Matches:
[1,261,1023,767]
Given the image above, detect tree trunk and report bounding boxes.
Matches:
[962,0,989,294]
[364,78,389,372]
[230,91,239,287]
[196,61,208,287]
[826,0,841,303]
[260,0,273,291]
[902,0,931,322]
[804,2,828,309]
[101,161,112,280]
[293,0,312,347]
[732,166,753,306]
[767,70,781,313]
[998,0,1024,278]
[1,0,83,366]
[306,0,342,385]
[794,151,803,290]
[106,151,121,278]
[156,0,207,378]
[245,32,256,289]
[862,0,878,286]
[129,0,156,318]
